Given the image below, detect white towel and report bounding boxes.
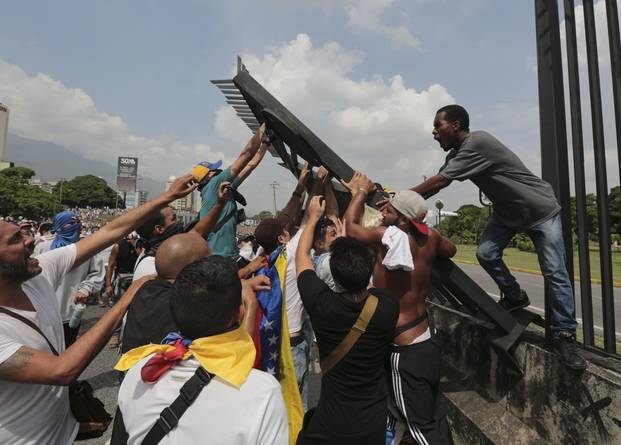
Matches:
[381,226,414,271]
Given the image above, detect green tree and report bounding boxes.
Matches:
[438,204,489,244]
[252,210,274,220]
[55,175,120,208]
[512,233,535,252]
[609,186,621,243]
[0,167,56,219]
[0,166,35,184]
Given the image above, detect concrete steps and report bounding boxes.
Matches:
[444,387,550,445]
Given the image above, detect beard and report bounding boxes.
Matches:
[0,257,41,284]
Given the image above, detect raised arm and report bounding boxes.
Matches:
[296,196,325,276]
[323,178,340,222]
[410,174,450,199]
[190,182,229,238]
[238,255,266,279]
[229,124,266,177]
[73,175,197,269]
[241,275,271,338]
[342,172,385,245]
[233,142,269,186]
[104,243,120,297]
[277,163,311,233]
[300,165,330,227]
[0,275,154,385]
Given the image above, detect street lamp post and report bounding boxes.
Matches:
[435,199,444,226]
[56,178,66,213]
[269,181,279,216]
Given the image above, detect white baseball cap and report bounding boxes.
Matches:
[389,190,429,235]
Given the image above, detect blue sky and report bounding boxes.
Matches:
[0,0,618,214]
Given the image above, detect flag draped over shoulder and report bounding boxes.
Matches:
[255,246,303,445]
[114,326,255,388]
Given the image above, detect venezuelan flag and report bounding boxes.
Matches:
[255,247,303,445]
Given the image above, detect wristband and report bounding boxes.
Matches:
[358,187,369,195]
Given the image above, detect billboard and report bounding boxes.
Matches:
[116,156,138,192]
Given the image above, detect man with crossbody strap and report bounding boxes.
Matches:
[116,256,287,445]
[295,196,399,445]
[0,175,197,444]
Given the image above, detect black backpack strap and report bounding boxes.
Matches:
[141,366,214,445]
[0,307,59,355]
[133,253,150,274]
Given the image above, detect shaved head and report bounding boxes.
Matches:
[155,232,211,281]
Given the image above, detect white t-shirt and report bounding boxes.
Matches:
[133,253,156,280]
[0,244,79,445]
[284,228,306,334]
[119,356,288,445]
[34,240,105,321]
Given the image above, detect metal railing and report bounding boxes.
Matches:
[535,0,620,355]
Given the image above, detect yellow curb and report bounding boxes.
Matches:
[453,258,621,288]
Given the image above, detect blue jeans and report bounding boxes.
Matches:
[476,213,577,333]
[291,318,313,411]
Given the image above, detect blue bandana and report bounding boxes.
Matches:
[50,211,82,250]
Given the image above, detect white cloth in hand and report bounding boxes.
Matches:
[381,226,414,271]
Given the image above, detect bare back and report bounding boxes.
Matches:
[373,228,445,345]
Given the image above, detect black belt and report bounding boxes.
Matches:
[393,313,428,337]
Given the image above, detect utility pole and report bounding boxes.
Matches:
[269,181,279,216]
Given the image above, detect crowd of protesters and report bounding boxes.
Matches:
[0,105,586,445]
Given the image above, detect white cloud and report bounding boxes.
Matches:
[289,0,420,48]
[344,0,420,48]
[214,34,458,207]
[0,59,228,183]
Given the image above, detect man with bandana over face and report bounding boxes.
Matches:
[35,210,105,346]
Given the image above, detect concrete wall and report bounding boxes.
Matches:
[430,303,621,444]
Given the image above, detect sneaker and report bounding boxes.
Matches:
[553,332,587,370]
[498,290,531,312]
[108,335,120,349]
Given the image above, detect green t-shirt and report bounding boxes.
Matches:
[199,167,238,257]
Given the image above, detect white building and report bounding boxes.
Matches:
[0,103,13,171]
[119,190,148,209]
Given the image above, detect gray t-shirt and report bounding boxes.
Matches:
[439,131,560,229]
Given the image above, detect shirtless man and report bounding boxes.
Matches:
[343,172,456,445]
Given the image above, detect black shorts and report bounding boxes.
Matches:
[387,336,453,445]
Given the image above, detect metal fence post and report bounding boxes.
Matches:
[583,0,617,353]
[563,0,595,346]
[605,0,621,181]
[535,0,575,346]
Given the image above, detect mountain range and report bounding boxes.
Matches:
[4,133,164,198]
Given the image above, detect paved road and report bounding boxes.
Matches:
[455,262,621,339]
[78,307,121,445]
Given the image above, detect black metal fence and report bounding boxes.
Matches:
[535,0,620,355]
